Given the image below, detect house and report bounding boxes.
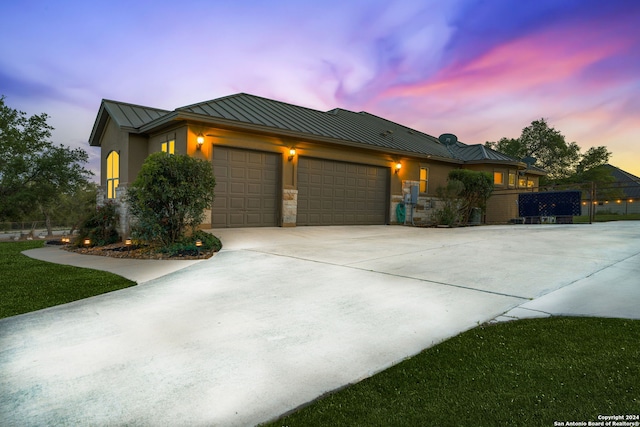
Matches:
[585,164,640,216]
[89,93,544,232]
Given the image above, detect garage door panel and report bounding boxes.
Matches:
[230,182,245,193]
[230,197,245,209]
[297,157,388,226]
[247,183,261,194]
[212,147,280,228]
[231,168,245,179]
[247,168,262,180]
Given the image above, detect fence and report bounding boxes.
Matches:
[487,182,640,224]
[0,221,76,240]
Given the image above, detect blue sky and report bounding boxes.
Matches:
[2,0,639,177]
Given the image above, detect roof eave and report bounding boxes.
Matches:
[141,111,463,164]
[88,102,108,146]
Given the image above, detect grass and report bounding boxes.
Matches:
[0,240,135,319]
[266,317,640,427]
[574,213,640,223]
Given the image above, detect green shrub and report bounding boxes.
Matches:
[433,180,464,226]
[159,230,222,257]
[76,202,119,247]
[448,169,493,225]
[127,153,216,246]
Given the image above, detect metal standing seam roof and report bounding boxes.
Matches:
[177,93,456,158]
[90,93,535,169]
[445,141,520,162]
[602,164,640,198]
[89,100,170,146]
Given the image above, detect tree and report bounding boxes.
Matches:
[127,152,216,246]
[53,182,98,235]
[575,146,611,175]
[486,119,612,183]
[0,96,93,231]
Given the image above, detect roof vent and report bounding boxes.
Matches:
[381,130,394,137]
[438,133,458,145]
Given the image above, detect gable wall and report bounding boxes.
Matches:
[100,117,129,185]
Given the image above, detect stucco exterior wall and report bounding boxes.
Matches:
[99,117,129,186]
[96,114,549,229]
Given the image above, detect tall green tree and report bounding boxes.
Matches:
[0,96,93,230]
[575,146,611,174]
[127,152,216,246]
[486,118,611,183]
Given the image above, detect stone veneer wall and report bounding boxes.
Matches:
[282,189,298,227]
[390,180,439,226]
[96,185,130,239]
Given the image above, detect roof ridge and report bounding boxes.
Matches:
[177,92,334,117]
[102,99,170,113]
[356,111,439,140]
[605,164,640,182]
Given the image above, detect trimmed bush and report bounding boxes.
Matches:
[127,153,216,246]
[159,230,222,257]
[76,202,119,247]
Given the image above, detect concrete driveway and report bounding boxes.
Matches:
[1,223,639,426]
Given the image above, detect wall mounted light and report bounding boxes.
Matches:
[196,133,205,149]
[394,162,402,174]
[288,148,296,161]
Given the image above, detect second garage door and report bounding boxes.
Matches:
[297,157,389,225]
[212,147,280,227]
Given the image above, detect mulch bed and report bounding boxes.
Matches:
[55,241,217,260]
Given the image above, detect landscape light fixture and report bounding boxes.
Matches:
[83,238,91,246]
[288,148,296,161]
[196,133,205,149]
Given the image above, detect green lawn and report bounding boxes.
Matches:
[266,317,640,427]
[574,213,640,223]
[0,240,135,319]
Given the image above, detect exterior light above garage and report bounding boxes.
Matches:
[288,148,296,161]
[196,133,205,149]
[394,162,402,173]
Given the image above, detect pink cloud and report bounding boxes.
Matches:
[382,19,632,104]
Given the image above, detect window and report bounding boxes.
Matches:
[106,151,119,199]
[419,167,429,193]
[518,177,527,187]
[527,179,534,188]
[508,171,516,187]
[161,139,175,154]
[493,171,504,185]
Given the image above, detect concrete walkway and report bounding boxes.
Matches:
[1,222,639,426]
[23,245,204,283]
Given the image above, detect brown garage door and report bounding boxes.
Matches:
[212,147,280,227]
[297,157,389,225]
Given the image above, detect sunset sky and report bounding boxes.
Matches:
[1,0,639,178]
